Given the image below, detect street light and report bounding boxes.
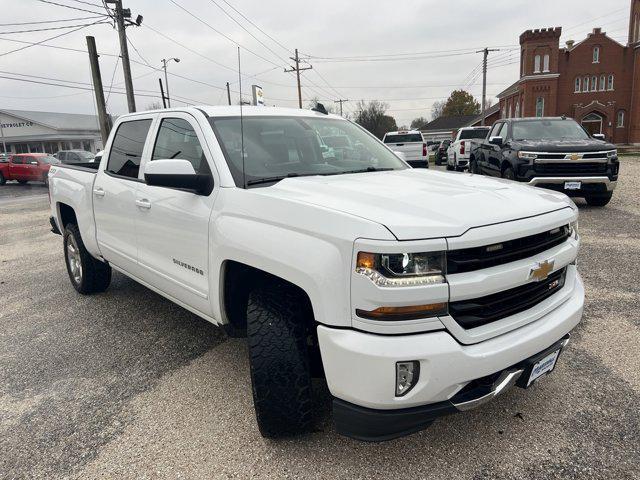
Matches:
[161,57,180,107]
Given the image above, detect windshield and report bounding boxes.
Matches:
[512,120,590,141]
[210,116,407,187]
[41,155,60,164]
[76,150,95,160]
[460,128,489,140]
[384,133,423,143]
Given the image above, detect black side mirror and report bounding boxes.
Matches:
[144,159,213,195]
[489,136,503,147]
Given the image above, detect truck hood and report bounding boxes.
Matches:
[256,169,574,240]
[513,138,615,152]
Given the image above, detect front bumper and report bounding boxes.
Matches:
[528,176,617,193]
[318,271,583,438]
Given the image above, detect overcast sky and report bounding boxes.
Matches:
[0,0,632,126]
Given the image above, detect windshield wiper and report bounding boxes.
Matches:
[246,172,314,186]
[325,166,396,176]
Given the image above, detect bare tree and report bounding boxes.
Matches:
[146,101,163,110]
[353,100,398,139]
[431,100,446,120]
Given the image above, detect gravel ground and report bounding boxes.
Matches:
[1,160,639,479]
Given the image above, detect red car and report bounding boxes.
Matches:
[0,153,60,186]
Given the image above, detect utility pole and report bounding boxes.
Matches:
[477,47,499,125]
[285,48,312,108]
[159,78,167,108]
[86,36,111,145]
[160,58,179,107]
[108,0,137,112]
[226,82,232,105]
[334,99,349,116]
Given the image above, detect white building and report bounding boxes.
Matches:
[0,109,104,155]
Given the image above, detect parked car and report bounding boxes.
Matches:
[471,117,618,206]
[55,149,96,165]
[447,126,490,171]
[382,130,429,168]
[435,139,450,165]
[49,106,582,441]
[0,153,10,163]
[0,153,59,186]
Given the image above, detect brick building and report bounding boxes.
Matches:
[497,0,640,144]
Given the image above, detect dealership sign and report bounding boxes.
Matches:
[1,121,33,129]
[251,85,264,106]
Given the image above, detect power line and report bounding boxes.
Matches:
[0,15,106,27]
[36,0,107,16]
[0,21,109,35]
[303,45,519,60]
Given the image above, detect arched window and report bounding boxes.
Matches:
[575,77,581,92]
[599,74,606,91]
[515,100,520,118]
[543,54,550,72]
[534,55,541,73]
[617,110,625,127]
[591,75,598,92]
[584,76,590,91]
[535,97,545,117]
[607,74,614,90]
[593,46,600,63]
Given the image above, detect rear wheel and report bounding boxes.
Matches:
[17,179,28,184]
[470,157,480,174]
[501,166,516,180]
[0,172,5,185]
[64,223,111,294]
[585,192,613,207]
[247,282,313,438]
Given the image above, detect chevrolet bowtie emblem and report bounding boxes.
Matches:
[529,259,555,282]
[567,153,582,161]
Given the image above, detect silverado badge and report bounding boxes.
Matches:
[529,259,555,282]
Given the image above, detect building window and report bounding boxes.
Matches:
[593,46,600,63]
[575,77,581,93]
[591,75,598,92]
[584,76,590,92]
[607,74,614,90]
[617,110,625,127]
[534,54,541,73]
[543,54,550,72]
[515,100,520,118]
[599,75,606,91]
[535,97,545,117]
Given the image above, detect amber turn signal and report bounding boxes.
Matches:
[356,252,376,270]
[356,302,448,321]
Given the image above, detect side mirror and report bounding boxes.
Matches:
[393,151,407,161]
[144,159,213,195]
[489,136,503,146]
[592,133,605,140]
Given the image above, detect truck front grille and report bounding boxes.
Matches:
[447,225,570,274]
[449,267,567,329]
[533,162,608,176]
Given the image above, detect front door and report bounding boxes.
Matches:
[581,113,603,136]
[93,118,154,274]
[135,113,217,316]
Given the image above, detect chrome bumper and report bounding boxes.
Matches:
[528,176,617,191]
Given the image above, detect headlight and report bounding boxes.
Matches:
[570,220,579,239]
[355,251,446,287]
[606,150,617,159]
[518,151,538,160]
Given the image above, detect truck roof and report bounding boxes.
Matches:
[385,130,422,135]
[117,105,346,120]
[502,116,573,123]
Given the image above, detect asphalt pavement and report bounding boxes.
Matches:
[1,162,639,479]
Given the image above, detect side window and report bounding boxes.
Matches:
[68,152,80,163]
[106,119,152,179]
[151,118,209,174]
[488,123,502,138]
[58,152,66,161]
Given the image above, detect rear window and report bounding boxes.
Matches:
[384,133,423,143]
[459,128,490,140]
[106,119,152,178]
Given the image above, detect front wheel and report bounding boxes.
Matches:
[247,283,313,438]
[501,166,516,180]
[585,192,613,207]
[470,157,480,174]
[64,223,111,294]
[17,179,28,184]
[0,172,5,185]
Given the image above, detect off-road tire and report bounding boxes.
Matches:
[585,192,613,207]
[63,223,111,294]
[502,166,516,180]
[247,283,313,438]
[17,179,28,184]
[0,172,5,185]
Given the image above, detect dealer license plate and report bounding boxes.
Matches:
[527,349,561,386]
[564,181,582,190]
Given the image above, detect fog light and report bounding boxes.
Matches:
[396,361,420,397]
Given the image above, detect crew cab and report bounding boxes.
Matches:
[382,130,429,168]
[0,153,59,186]
[471,117,618,206]
[447,126,490,171]
[49,106,583,441]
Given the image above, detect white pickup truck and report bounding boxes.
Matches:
[447,126,491,171]
[49,106,583,441]
[382,130,429,168]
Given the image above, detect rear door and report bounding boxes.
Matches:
[383,133,424,161]
[134,112,218,315]
[93,116,155,274]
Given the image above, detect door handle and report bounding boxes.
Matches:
[135,198,151,209]
[93,187,105,197]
